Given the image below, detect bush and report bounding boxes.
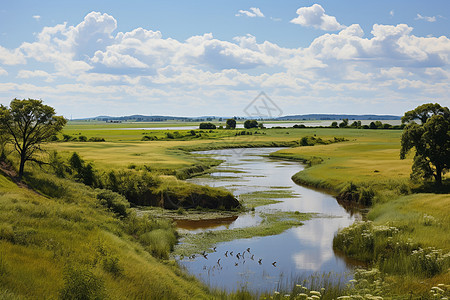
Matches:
[199,122,216,129]
[68,152,98,186]
[88,137,105,142]
[78,135,87,142]
[124,213,177,259]
[59,266,105,300]
[62,134,75,142]
[96,189,130,217]
[141,135,157,141]
[337,183,374,205]
[139,229,177,259]
[244,120,258,129]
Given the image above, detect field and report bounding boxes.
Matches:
[1,121,449,299]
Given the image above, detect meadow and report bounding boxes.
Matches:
[1,120,449,299]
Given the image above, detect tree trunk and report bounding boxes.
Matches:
[18,154,25,179]
[435,165,442,187]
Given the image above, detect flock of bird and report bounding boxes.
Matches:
[185,247,277,270]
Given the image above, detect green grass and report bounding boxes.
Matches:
[173,211,312,256]
[238,190,298,208]
[0,171,212,299]
[3,122,449,298]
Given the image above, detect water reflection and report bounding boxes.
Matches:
[178,148,360,292]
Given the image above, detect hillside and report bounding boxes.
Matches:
[0,168,211,299]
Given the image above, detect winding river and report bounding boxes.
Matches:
[177,148,361,292]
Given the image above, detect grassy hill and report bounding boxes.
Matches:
[0,170,212,299]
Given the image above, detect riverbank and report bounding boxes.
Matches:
[269,131,450,297]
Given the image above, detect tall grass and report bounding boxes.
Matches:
[334,221,450,278]
[0,166,212,299]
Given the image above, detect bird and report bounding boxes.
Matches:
[258,259,262,265]
[251,255,254,260]
[234,262,238,266]
[272,261,277,267]
[213,247,217,252]
[202,253,208,259]
[230,251,233,256]
[246,247,251,253]
[225,251,228,257]
[217,259,221,265]
[236,253,241,259]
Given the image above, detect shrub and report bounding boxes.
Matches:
[96,189,130,217]
[139,229,177,259]
[244,120,258,129]
[78,135,87,142]
[59,266,105,300]
[88,137,105,142]
[62,134,74,142]
[141,135,157,141]
[199,122,216,129]
[337,183,374,205]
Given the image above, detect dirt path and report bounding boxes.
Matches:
[0,161,36,191]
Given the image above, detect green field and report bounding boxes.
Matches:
[1,121,449,299]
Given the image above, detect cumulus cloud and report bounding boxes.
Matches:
[0,46,26,65]
[290,4,345,31]
[32,15,41,21]
[415,14,436,22]
[17,70,54,82]
[1,11,449,117]
[236,7,265,18]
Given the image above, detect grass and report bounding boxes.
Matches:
[270,129,413,194]
[238,190,298,208]
[2,121,449,298]
[0,170,212,299]
[173,211,312,256]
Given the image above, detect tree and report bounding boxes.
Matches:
[339,118,349,128]
[199,122,216,129]
[226,118,236,129]
[400,103,450,186]
[0,99,67,178]
[244,120,258,129]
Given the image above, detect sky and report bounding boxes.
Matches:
[0,0,449,118]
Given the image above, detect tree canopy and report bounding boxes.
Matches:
[0,98,67,178]
[244,119,259,129]
[226,118,236,129]
[400,103,450,186]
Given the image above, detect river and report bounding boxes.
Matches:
[176,148,361,292]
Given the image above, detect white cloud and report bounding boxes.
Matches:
[32,15,41,21]
[17,70,54,82]
[290,4,345,31]
[1,11,450,117]
[415,14,436,22]
[0,46,26,65]
[390,10,394,17]
[236,7,265,18]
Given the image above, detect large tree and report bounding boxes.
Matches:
[226,118,236,129]
[0,99,67,178]
[400,103,450,186]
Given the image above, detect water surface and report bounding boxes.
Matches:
[177,148,360,292]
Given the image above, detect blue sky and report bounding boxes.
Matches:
[1,1,449,118]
